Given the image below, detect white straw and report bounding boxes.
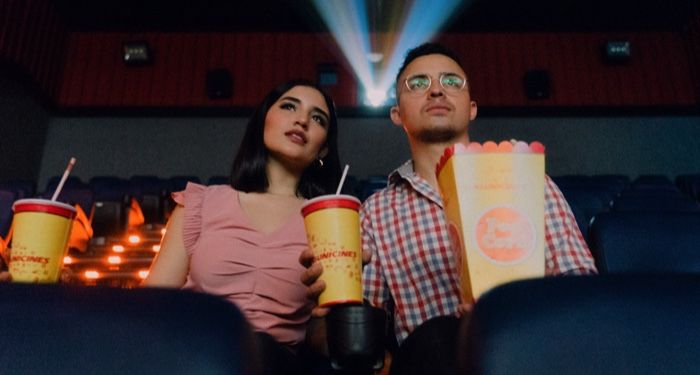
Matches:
[51,157,77,201]
[335,164,350,195]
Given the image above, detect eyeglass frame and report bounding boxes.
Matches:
[402,72,468,95]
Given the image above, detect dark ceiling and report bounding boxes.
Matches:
[51,0,699,33]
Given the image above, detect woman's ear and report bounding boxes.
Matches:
[318,147,328,159]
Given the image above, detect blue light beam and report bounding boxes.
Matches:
[312,0,467,107]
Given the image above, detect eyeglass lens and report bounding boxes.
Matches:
[405,74,465,93]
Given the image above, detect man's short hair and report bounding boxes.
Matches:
[395,42,464,84]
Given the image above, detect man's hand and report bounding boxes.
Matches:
[299,247,373,318]
[456,302,473,318]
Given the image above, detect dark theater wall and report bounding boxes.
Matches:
[0,0,67,99]
[0,0,66,182]
[687,13,700,101]
[57,32,357,108]
[3,1,700,190]
[0,65,50,182]
[54,31,698,109]
[37,114,700,191]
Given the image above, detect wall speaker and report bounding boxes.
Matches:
[206,69,233,99]
[523,69,551,100]
[602,41,631,64]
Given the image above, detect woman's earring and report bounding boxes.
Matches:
[317,158,324,168]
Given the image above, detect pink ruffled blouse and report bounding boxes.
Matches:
[173,183,312,346]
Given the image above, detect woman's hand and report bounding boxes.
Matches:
[299,248,330,318]
[0,246,75,284]
[0,245,10,282]
[0,271,11,282]
[299,246,373,318]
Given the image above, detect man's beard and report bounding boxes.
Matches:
[414,126,461,143]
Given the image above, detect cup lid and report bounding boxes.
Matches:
[12,198,77,219]
[301,194,361,217]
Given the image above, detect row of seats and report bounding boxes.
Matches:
[1,274,698,374]
[0,173,388,238]
[0,175,206,238]
[460,273,700,374]
[554,174,700,241]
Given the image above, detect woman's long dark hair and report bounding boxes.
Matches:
[230,79,341,199]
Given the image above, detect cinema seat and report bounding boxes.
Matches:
[588,211,700,273]
[0,188,16,238]
[130,175,170,224]
[0,283,256,374]
[208,175,230,185]
[458,274,700,375]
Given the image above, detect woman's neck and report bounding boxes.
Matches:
[265,158,302,197]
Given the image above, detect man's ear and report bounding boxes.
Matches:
[469,101,478,121]
[390,105,403,126]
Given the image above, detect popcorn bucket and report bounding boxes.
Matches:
[436,141,545,302]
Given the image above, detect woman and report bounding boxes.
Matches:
[144,79,341,374]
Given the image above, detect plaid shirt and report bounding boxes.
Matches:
[361,160,597,344]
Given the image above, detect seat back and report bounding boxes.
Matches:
[588,211,700,273]
[0,284,256,374]
[0,189,16,238]
[459,274,700,375]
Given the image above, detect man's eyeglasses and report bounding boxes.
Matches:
[404,73,467,95]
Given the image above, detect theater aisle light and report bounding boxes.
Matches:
[311,0,465,107]
[138,270,149,279]
[128,234,141,244]
[84,270,101,279]
[112,244,125,253]
[107,255,122,265]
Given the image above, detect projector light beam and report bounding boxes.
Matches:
[312,0,467,107]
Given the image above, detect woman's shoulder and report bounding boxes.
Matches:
[198,183,238,202]
[174,182,237,205]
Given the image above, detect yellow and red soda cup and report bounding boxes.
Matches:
[301,194,362,307]
[9,199,76,283]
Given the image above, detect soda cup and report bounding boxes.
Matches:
[9,199,76,283]
[301,194,362,307]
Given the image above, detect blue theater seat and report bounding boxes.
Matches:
[610,194,700,212]
[41,186,95,218]
[675,174,700,202]
[0,189,16,238]
[130,175,170,224]
[356,175,388,202]
[588,211,700,274]
[560,188,611,231]
[169,175,202,192]
[630,174,679,193]
[89,176,133,236]
[0,283,256,374]
[207,175,230,185]
[0,180,36,200]
[458,274,700,375]
[45,176,86,193]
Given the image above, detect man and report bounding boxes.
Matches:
[301,42,597,374]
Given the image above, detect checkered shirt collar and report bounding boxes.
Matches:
[389,160,444,208]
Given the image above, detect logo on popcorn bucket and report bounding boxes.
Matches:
[474,206,536,265]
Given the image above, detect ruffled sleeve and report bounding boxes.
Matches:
[171,182,205,256]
